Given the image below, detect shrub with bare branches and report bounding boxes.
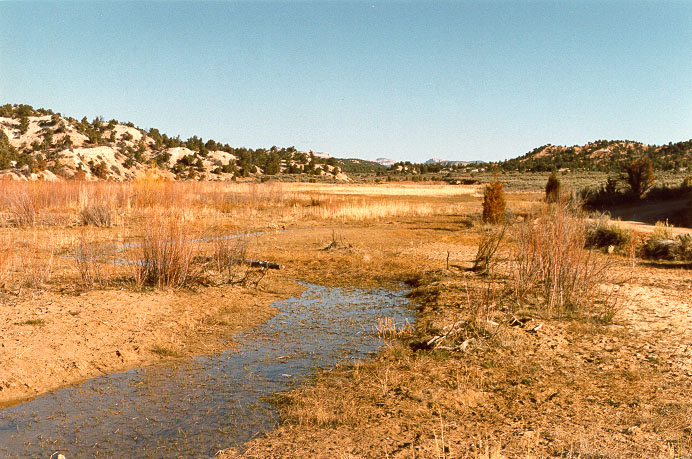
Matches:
[510,200,615,317]
[472,224,507,273]
[212,236,250,283]
[129,214,198,289]
[74,233,111,288]
[80,201,117,227]
[6,190,37,227]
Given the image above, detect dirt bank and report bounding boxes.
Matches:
[0,274,301,407]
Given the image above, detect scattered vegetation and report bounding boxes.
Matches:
[585,215,632,252]
[129,213,198,289]
[642,221,692,261]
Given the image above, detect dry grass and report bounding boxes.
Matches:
[510,200,615,317]
[73,232,113,288]
[129,213,198,289]
[212,236,250,284]
[0,234,13,287]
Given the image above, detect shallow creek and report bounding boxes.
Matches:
[0,283,413,458]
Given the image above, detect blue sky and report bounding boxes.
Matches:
[1,1,690,162]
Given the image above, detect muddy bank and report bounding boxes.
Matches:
[0,283,413,458]
[0,275,301,407]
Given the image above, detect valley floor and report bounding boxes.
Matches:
[0,182,689,458]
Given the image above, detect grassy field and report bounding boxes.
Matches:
[1,176,691,457]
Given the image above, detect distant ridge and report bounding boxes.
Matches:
[500,140,692,171]
[0,103,385,182]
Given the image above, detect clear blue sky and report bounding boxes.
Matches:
[1,1,690,162]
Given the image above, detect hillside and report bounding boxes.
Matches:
[500,139,692,172]
[0,104,384,182]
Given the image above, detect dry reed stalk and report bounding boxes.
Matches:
[5,189,38,227]
[472,224,507,273]
[212,236,249,283]
[128,213,198,289]
[74,232,111,288]
[510,200,614,317]
[306,199,439,221]
[0,235,13,287]
[20,245,54,289]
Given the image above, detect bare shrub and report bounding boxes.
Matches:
[212,236,250,283]
[472,224,507,273]
[74,233,111,288]
[7,190,37,227]
[510,200,614,317]
[482,173,506,224]
[129,214,198,289]
[80,201,116,227]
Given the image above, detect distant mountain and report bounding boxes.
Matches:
[501,140,692,172]
[375,158,397,166]
[425,158,486,166]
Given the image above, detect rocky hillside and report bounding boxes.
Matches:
[501,139,692,172]
[0,104,383,182]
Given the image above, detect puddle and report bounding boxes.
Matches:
[0,284,413,458]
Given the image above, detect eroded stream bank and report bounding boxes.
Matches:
[0,283,413,458]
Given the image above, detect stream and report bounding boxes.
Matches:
[0,283,413,458]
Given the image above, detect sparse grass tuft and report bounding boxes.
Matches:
[150,344,184,358]
[20,319,46,326]
[0,235,13,288]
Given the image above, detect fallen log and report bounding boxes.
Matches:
[247,260,283,270]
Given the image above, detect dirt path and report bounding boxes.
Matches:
[607,198,690,226]
[617,265,692,378]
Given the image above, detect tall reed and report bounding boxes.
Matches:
[129,213,198,289]
[511,200,613,316]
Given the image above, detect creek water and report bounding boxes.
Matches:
[0,284,413,458]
